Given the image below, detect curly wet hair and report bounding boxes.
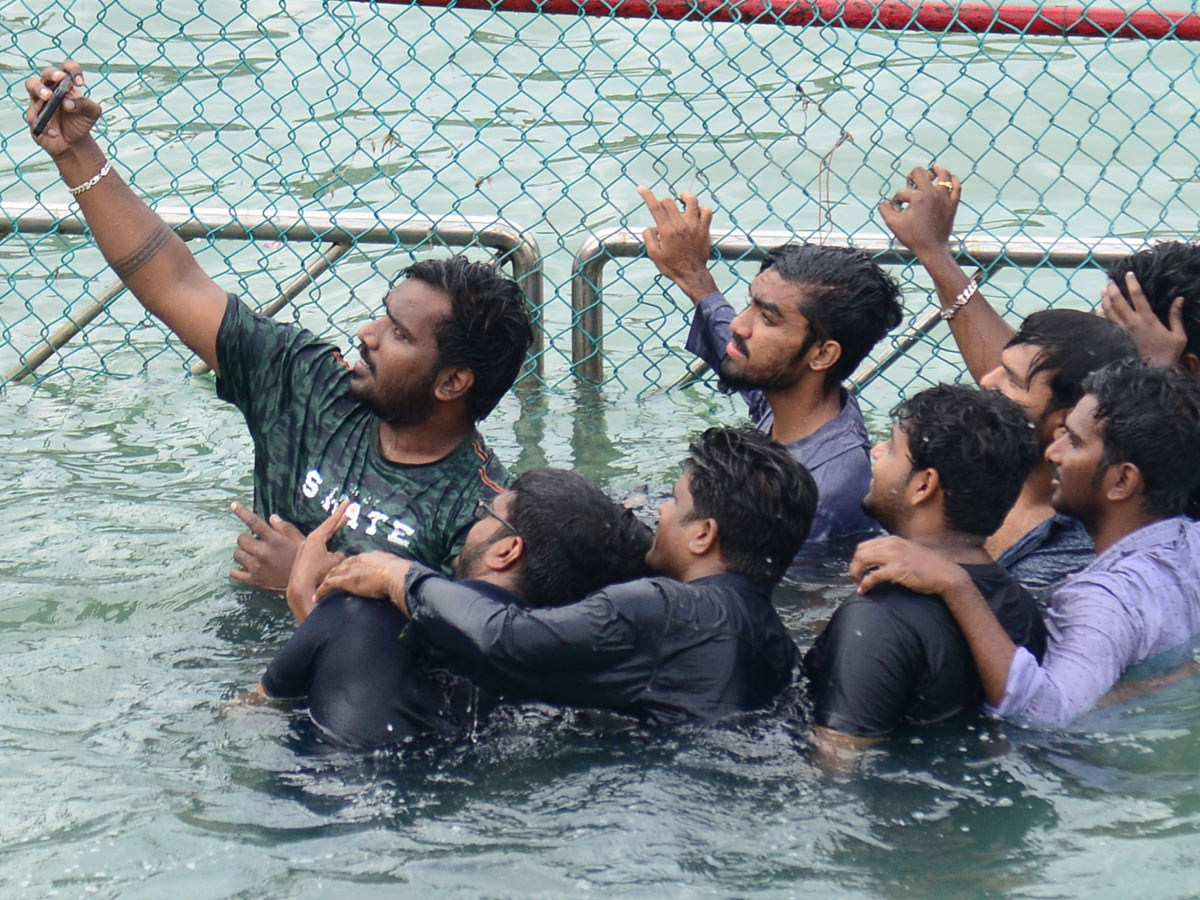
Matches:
[508,467,652,608]
[892,384,1039,537]
[1084,361,1200,518]
[404,256,534,421]
[685,425,818,585]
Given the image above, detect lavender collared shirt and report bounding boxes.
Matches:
[995,516,1200,724]
[685,292,880,549]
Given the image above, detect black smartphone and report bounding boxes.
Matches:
[33,76,72,137]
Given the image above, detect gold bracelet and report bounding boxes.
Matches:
[67,159,112,197]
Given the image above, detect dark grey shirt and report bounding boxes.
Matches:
[405,565,799,725]
[996,513,1093,603]
[685,291,880,550]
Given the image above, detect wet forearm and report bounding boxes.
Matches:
[917,246,1015,382]
[51,138,225,369]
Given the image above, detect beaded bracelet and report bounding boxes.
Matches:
[939,279,979,321]
[67,159,112,197]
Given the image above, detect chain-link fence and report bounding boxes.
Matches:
[2,0,1199,412]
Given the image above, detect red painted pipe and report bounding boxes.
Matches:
[362,0,1200,41]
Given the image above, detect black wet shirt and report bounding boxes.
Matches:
[803,563,1047,739]
[261,589,495,747]
[405,565,800,725]
[215,294,509,573]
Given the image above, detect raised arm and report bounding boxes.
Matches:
[637,187,718,304]
[25,61,229,373]
[879,165,1015,382]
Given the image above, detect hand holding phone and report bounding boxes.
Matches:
[32,76,72,137]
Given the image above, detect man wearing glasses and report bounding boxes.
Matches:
[312,426,818,726]
[252,468,652,746]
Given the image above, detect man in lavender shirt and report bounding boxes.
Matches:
[637,188,903,549]
[881,165,1140,598]
[850,362,1200,725]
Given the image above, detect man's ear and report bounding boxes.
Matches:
[1104,461,1144,504]
[434,366,475,403]
[483,534,524,574]
[807,339,843,374]
[1042,406,1069,435]
[907,467,941,507]
[687,516,719,558]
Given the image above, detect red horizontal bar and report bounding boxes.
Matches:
[361,0,1200,40]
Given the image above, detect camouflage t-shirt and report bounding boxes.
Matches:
[214,294,510,574]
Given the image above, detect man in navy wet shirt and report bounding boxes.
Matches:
[804,385,1046,758]
[255,468,653,746]
[636,188,903,549]
[314,426,818,725]
[881,166,1139,597]
[26,62,532,590]
[852,363,1200,726]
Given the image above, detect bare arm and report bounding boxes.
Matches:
[879,165,1015,382]
[809,726,878,774]
[25,62,228,373]
[1096,657,1200,707]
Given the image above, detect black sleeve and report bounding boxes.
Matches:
[260,608,329,700]
[803,597,920,739]
[405,568,660,708]
[407,569,644,669]
[214,293,347,434]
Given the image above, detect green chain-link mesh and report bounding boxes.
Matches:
[2,0,1198,412]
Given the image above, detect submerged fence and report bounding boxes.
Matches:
[2,0,1199,409]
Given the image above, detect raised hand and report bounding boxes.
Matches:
[25,61,102,157]
[636,186,718,304]
[878,164,962,259]
[1099,272,1187,368]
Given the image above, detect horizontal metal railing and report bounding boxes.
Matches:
[0,203,544,382]
[570,228,1143,383]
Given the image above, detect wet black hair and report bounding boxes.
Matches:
[1106,241,1200,362]
[759,244,903,390]
[1006,309,1139,416]
[893,384,1039,537]
[1083,361,1200,518]
[684,426,817,585]
[509,467,652,608]
[404,256,534,421]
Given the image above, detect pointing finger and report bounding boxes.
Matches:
[231,501,272,538]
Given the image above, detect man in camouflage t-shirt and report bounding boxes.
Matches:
[24,60,533,586]
[216,258,529,577]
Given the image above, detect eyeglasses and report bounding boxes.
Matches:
[474,497,521,538]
